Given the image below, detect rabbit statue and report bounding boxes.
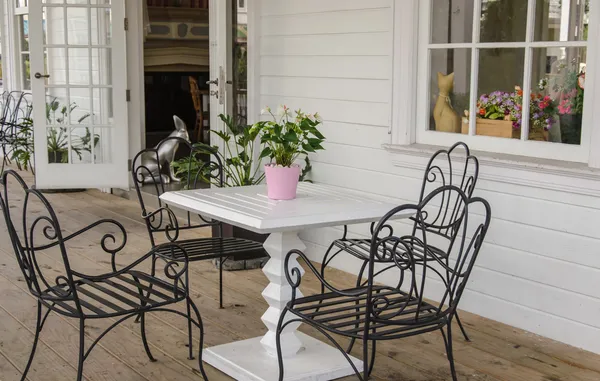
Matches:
[140,115,190,184]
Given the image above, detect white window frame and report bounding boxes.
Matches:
[0,0,4,93]
[14,2,28,91]
[392,0,600,167]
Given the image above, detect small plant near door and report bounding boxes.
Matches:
[11,99,97,173]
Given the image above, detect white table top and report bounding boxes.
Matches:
[160,182,410,234]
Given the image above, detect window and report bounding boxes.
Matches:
[415,0,596,163]
[0,12,3,92]
[15,1,30,91]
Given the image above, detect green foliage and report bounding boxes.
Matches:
[172,109,322,188]
[172,114,265,188]
[251,106,325,168]
[10,99,96,172]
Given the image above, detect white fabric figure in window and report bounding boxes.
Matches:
[433,72,461,133]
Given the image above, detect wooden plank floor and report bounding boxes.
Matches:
[1,170,599,381]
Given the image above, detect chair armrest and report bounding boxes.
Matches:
[284,249,368,301]
[72,242,189,286]
[34,219,127,266]
[143,206,180,242]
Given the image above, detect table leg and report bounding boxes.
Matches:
[260,231,306,357]
[203,230,362,381]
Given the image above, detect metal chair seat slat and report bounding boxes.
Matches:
[159,237,264,260]
[75,284,127,313]
[288,287,441,339]
[101,278,165,305]
[333,238,448,262]
[80,278,146,309]
[127,271,186,297]
[114,274,173,301]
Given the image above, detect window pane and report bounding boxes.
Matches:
[532,46,586,145]
[474,48,524,139]
[534,0,590,41]
[430,0,474,43]
[43,7,66,45]
[429,48,472,134]
[480,0,528,42]
[18,15,29,51]
[21,54,31,90]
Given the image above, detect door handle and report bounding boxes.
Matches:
[206,78,218,86]
[34,72,51,79]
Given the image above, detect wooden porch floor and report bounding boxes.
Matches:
[1,170,599,381]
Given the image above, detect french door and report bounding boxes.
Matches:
[208,0,249,152]
[29,0,129,189]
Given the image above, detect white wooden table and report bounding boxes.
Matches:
[160,182,410,381]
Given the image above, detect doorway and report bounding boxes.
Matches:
[141,0,248,149]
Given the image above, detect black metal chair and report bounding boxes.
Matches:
[131,137,265,310]
[0,170,208,381]
[1,91,28,174]
[320,142,479,344]
[277,185,491,381]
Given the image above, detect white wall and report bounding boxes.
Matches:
[256,0,600,354]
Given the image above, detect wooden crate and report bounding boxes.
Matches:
[461,118,513,138]
[462,119,548,141]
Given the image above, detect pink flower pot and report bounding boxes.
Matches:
[264,164,301,200]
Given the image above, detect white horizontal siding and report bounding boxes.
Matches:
[256,0,600,354]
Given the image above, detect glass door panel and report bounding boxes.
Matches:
[30,0,127,189]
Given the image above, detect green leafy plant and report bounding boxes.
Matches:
[10,99,97,172]
[172,114,266,187]
[251,105,325,168]
[45,99,95,163]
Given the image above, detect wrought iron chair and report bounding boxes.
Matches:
[1,91,29,174]
[0,170,208,381]
[320,142,479,344]
[277,185,491,381]
[131,137,265,310]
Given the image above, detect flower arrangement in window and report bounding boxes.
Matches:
[473,86,557,133]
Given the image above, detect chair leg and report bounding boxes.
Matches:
[443,323,458,381]
[276,308,289,381]
[186,297,209,380]
[219,256,224,309]
[319,243,337,296]
[76,319,86,381]
[346,260,368,354]
[362,337,371,380]
[186,294,194,360]
[140,312,157,362]
[455,312,471,341]
[368,340,377,377]
[20,302,43,381]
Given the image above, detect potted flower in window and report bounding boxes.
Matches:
[461,86,557,141]
[251,105,325,200]
[555,71,584,145]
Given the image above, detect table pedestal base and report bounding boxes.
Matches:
[204,332,362,381]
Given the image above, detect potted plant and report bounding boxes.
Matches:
[461,85,557,141]
[45,99,95,163]
[11,99,97,172]
[251,105,325,200]
[554,70,585,145]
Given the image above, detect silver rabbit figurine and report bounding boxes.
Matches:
[141,115,190,184]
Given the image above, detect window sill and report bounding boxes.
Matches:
[383,143,600,196]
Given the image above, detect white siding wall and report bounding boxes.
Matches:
[257,0,600,354]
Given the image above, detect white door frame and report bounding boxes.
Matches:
[29,1,130,189]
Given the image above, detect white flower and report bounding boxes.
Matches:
[260,106,271,115]
[276,105,291,117]
[314,112,322,122]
